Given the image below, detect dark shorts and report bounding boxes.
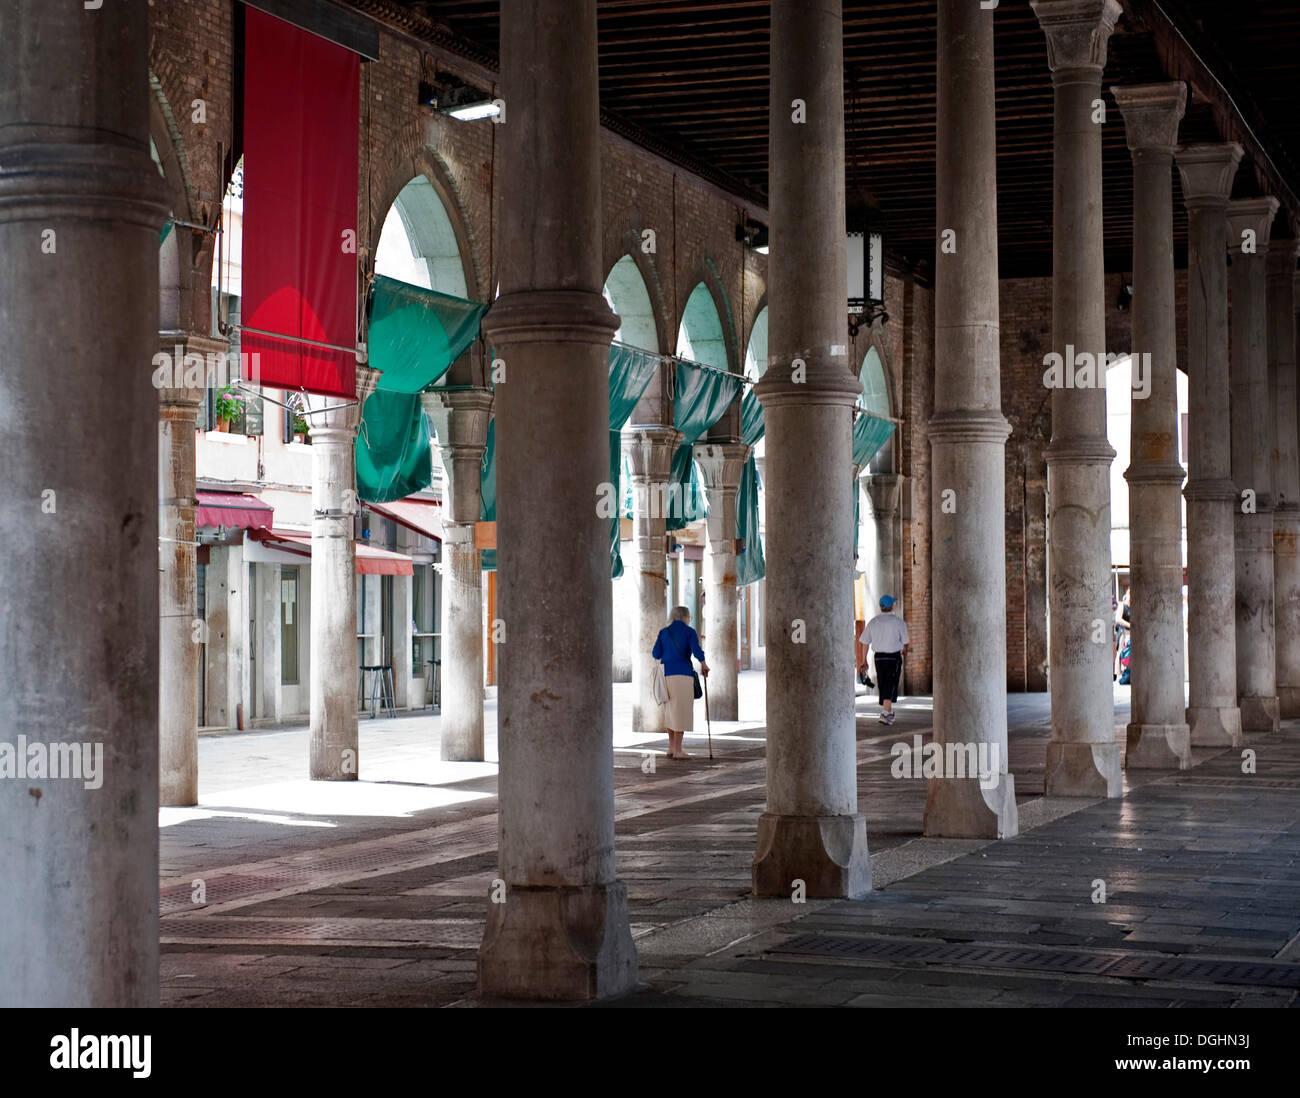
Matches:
[874,652,903,703]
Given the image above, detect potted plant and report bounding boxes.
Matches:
[292,410,310,443]
[215,385,243,432]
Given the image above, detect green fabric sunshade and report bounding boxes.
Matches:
[666,361,745,532]
[852,410,898,568]
[479,418,497,571]
[734,389,766,586]
[480,342,660,575]
[355,277,487,504]
[608,344,661,578]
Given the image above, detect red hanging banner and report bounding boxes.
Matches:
[241,8,360,398]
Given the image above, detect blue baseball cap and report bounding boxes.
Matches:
[879,595,896,609]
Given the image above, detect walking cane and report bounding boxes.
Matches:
[702,674,713,760]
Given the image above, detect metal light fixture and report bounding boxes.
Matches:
[419,78,502,121]
[847,187,886,336]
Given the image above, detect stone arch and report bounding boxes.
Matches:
[677,279,730,370]
[367,149,484,302]
[743,303,769,380]
[603,255,659,351]
[376,176,470,299]
[676,261,737,372]
[150,76,215,335]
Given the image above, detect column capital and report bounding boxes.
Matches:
[481,289,617,349]
[1176,144,1244,209]
[622,425,682,481]
[862,473,901,520]
[156,331,228,409]
[693,441,749,491]
[1226,197,1280,255]
[1112,82,1186,153]
[421,387,493,450]
[1031,0,1122,75]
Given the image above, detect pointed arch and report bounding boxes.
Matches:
[603,255,658,351]
[677,280,728,370]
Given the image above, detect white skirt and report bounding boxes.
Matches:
[664,673,695,731]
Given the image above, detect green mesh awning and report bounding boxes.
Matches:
[608,344,660,578]
[853,410,897,469]
[355,277,486,503]
[736,454,765,586]
[741,389,764,449]
[481,343,659,575]
[666,360,744,532]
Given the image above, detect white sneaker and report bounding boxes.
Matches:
[884,711,896,724]
[877,711,890,724]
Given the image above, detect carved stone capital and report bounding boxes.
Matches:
[1226,197,1280,255]
[1112,82,1186,154]
[1031,0,1122,75]
[692,442,749,492]
[156,331,228,410]
[862,472,902,520]
[1176,144,1244,210]
[622,425,682,482]
[422,388,493,524]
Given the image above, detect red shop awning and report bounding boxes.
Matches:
[367,497,443,542]
[196,491,274,530]
[252,528,413,576]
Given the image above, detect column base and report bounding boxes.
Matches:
[1124,722,1191,769]
[477,881,638,1001]
[923,774,1018,839]
[1279,686,1300,720]
[1239,695,1280,734]
[1187,704,1242,748]
[1044,742,1122,798]
[752,812,871,898]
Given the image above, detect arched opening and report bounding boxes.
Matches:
[603,255,657,351]
[677,281,728,370]
[375,176,468,298]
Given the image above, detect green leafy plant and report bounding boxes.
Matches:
[216,385,244,423]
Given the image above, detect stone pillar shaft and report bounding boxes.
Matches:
[1270,244,1300,715]
[1227,198,1281,733]
[477,0,637,1001]
[1113,83,1191,769]
[624,426,681,734]
[695,441,749,721]
[1178,144,1244,747]
[751,0,870,898]
[926,0,1017,837]
[159,334,223,804]
[0,0,166,1006]
[307,365,376,779]
[1033,0,1123,796]
[425,389,492,760]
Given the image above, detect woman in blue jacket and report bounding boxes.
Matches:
[652,605,710,759]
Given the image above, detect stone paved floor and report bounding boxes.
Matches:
[159,673,1300,1007]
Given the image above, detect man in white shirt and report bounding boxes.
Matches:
[858,595,909,724]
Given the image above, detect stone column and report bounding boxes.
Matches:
[1227,197,1281,733]
[1270,242,1300,715]
[258,562,284,724]
[423,389,492,760]
[208,540,246,730]
[863,473,902,614]
[477,0,637,1000]
[1113,83,1191,769]
[0,0,166,1006]
[925,0,1017,837]
[159,333,223,803]
[694,441,749,720]
[1178,144,1244,746]
[752,0,870,898]
[624,425,681,733]
[1032,0,1123,796]
[392,571,413,709]
[307,364,377,778]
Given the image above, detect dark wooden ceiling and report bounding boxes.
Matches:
[356,0,1300,279]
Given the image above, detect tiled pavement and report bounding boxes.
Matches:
[159,674,1300,1007]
